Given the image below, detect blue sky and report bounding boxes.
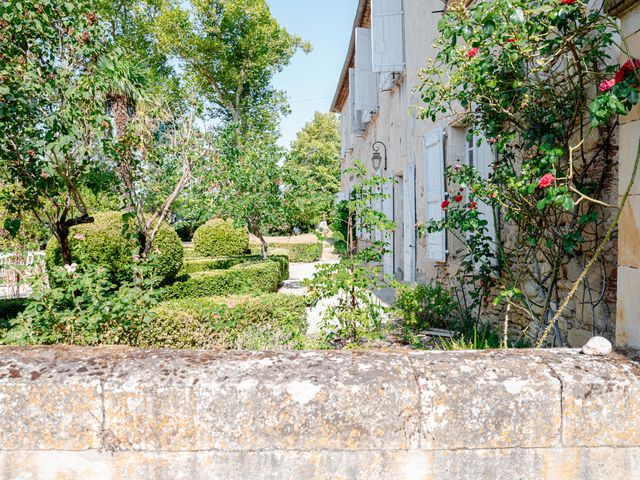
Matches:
[267,0,359,148]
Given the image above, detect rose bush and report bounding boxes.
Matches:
[418,0,639,345]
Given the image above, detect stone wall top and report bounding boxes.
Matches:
[1,346,639,456]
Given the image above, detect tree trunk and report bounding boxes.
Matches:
[258,234,268,260]
[57,225,72,265]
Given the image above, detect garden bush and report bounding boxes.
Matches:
[162,259,284,300]
[183,254,289,279]
[193,218,249,258]
[2,266,157,346]
[140,294,307,350]
[0,299,29,338]
[45,211,184,285]
[395,283,459,332]
[249,242,323,262]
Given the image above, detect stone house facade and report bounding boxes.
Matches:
[331,0,640,347]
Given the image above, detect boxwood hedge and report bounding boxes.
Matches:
[249,242,323,263]
[45,211,184,285]
[162,259,285,300]
[141,294,307,350]
[182,254,289,278]
[193,218,249,258]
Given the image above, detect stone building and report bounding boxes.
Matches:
[331,0,640,347]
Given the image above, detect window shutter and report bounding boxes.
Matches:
[473,139,497,245]
[382,178,394,276]
[355,28,379,127]
[349,68,362,134]
[340,113,347,158]
[424,130,446,262]
[372,0,405,73]
[403,164,416,282]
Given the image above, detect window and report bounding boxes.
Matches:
[424,129,446,262]
[466,133,498,253]
[372,0,405,75]
[354,28,379,128]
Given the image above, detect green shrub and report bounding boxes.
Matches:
[193,218,249,257]
[45,211,184,285]
[182,254,289,279]
[141,294,307,350]
[162,260,283,300]
[0,299,29,337]
[2,266,157,346]
[331,200,350,255]
[395,283,459,332]
[250,242,323,262]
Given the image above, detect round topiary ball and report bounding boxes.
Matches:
[45,211,184,284]
[192,218,249,258]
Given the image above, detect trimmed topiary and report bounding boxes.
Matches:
[142,294,307,350]
[45,211,184,285]
[192,218,249,258]
[182,254,289,279]
[249,241,323,263]
[161,260,283,300]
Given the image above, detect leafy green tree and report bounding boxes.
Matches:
[154,0,310,127]
[285,112,341,232]
[306,161,396,343]
[154,0,310,249]
[210,127,286,258]
[0,0,110,264]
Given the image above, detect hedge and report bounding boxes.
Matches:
[0,298,29,336]
[162,259,284,300]
[182,254,289,279]
[46,211,184,285]
[193,218,249,258]
[249,242,323,263]
[140,294,307,350]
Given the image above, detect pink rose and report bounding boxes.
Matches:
[538,173,555,189]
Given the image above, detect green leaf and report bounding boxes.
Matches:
[562,196,575,211]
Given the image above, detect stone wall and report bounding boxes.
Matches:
[1,346,640,479]
[615,0,640,348]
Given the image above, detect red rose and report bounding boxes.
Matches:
[561,0,576,4]
[506,38,516,44]
[454,195,463,203]
[468,202,478,210]
[441,200,450,209]
[489,137,496,144]
[598,79,616,92]
[538,173,555,189]
[468,47,479,58]
[615,58,640,83]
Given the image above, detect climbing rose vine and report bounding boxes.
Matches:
[417,0,639,346]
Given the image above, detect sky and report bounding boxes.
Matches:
[267,0,359,148]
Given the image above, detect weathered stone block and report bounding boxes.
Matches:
[408,350,562,450]
[102,349,421,451]
[619,194,640,268]
[543,350,640,447]
[0,346,118,450]
[616,266,640,348]
[618,121,640,197]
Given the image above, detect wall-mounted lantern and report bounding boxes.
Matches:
[371,141,388,171]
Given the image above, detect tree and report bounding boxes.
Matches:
[154,0,310,249]
[210,127,286,258]
[154,0,310,127]
[306,161,396,343]
[284,112,341,232]
[0,0,110,264]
